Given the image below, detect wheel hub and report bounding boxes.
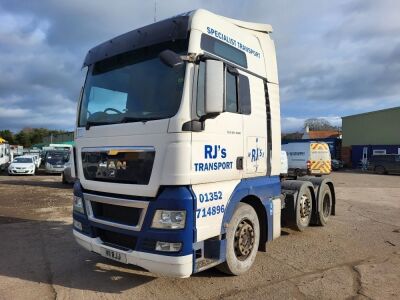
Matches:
[299,194,311,221]
[234,219,255,260]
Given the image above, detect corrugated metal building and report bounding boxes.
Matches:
[342,107,400,167]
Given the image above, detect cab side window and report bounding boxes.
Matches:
[225,66,251,115]
[225,69,238,113]
[196,62,251,117]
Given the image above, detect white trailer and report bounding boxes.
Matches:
[0,140,11,171]
[283,142,331,176]
[71,9,336,277]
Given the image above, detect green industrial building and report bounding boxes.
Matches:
[341,106,400,167]
[342,106,400,147]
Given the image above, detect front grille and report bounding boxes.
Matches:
[81,148,155,185]
[91,201,142,226]
[97,228,137,250]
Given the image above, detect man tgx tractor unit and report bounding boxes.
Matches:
[72,9,336,277]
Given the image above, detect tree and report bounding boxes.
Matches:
[15,131,31,148]
[303,118,339,131]
[282,132,303,141]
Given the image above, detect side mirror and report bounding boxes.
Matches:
[205,60,224,114]
[159,50,184,68]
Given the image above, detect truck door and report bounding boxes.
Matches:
[191,62,244,184]
[191,62,244,241]
[242,75,267,176]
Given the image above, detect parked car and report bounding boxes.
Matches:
[331,159,344,171]
[45,150,69,174]
[8,156,36,175]
[25,154,41,169]
[368,154,400,175]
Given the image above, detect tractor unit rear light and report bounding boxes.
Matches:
[307,160,311,169]
[155,241,182,252]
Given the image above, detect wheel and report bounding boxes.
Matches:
[217,203,260,275]
[316,186,332,226]
[62,173,67,184]
[374,166,385,175]
[295,188,313,231]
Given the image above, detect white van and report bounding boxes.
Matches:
[280,150,288,176]
[282,142,331,176]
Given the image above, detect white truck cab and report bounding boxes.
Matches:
[72,9,335,277]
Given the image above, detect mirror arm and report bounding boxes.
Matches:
[180,53,197,63]
[199,112,220,122]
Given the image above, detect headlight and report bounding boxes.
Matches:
[151,210,186,229]
[73,195,84,214]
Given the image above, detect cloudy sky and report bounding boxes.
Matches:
[0,0,399,133]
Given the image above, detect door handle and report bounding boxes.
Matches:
[236,156,244,170]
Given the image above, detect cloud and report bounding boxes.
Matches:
[0,0,399,133]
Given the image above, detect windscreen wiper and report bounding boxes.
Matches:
[85,121,111,130]
[120,116,161,123]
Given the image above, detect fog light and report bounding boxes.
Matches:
[73,220,82,231]
[155,241,182,252]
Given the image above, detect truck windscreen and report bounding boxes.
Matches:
[79,40,188,128]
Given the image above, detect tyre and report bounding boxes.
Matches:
[217,203,260,275]
[316,186,332,226]
[374,166,385,175]
[62,173,67,184]
[295,187,313,231]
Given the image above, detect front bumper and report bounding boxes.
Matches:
[72,182,195,277]
[74,230,193,277]
[46,168,64,174]
[8,169,35,175]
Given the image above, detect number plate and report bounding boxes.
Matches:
[100,247,127,263]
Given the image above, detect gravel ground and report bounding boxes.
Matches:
[0,171,399,299]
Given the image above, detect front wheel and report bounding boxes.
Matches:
[375,166,385,175]
[62,173,67,184]
[217,203,260,275]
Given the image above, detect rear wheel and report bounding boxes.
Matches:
[295,188,313,231]
[217,203,260,275]
[374,166,385,175]
[316,186,332,226]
